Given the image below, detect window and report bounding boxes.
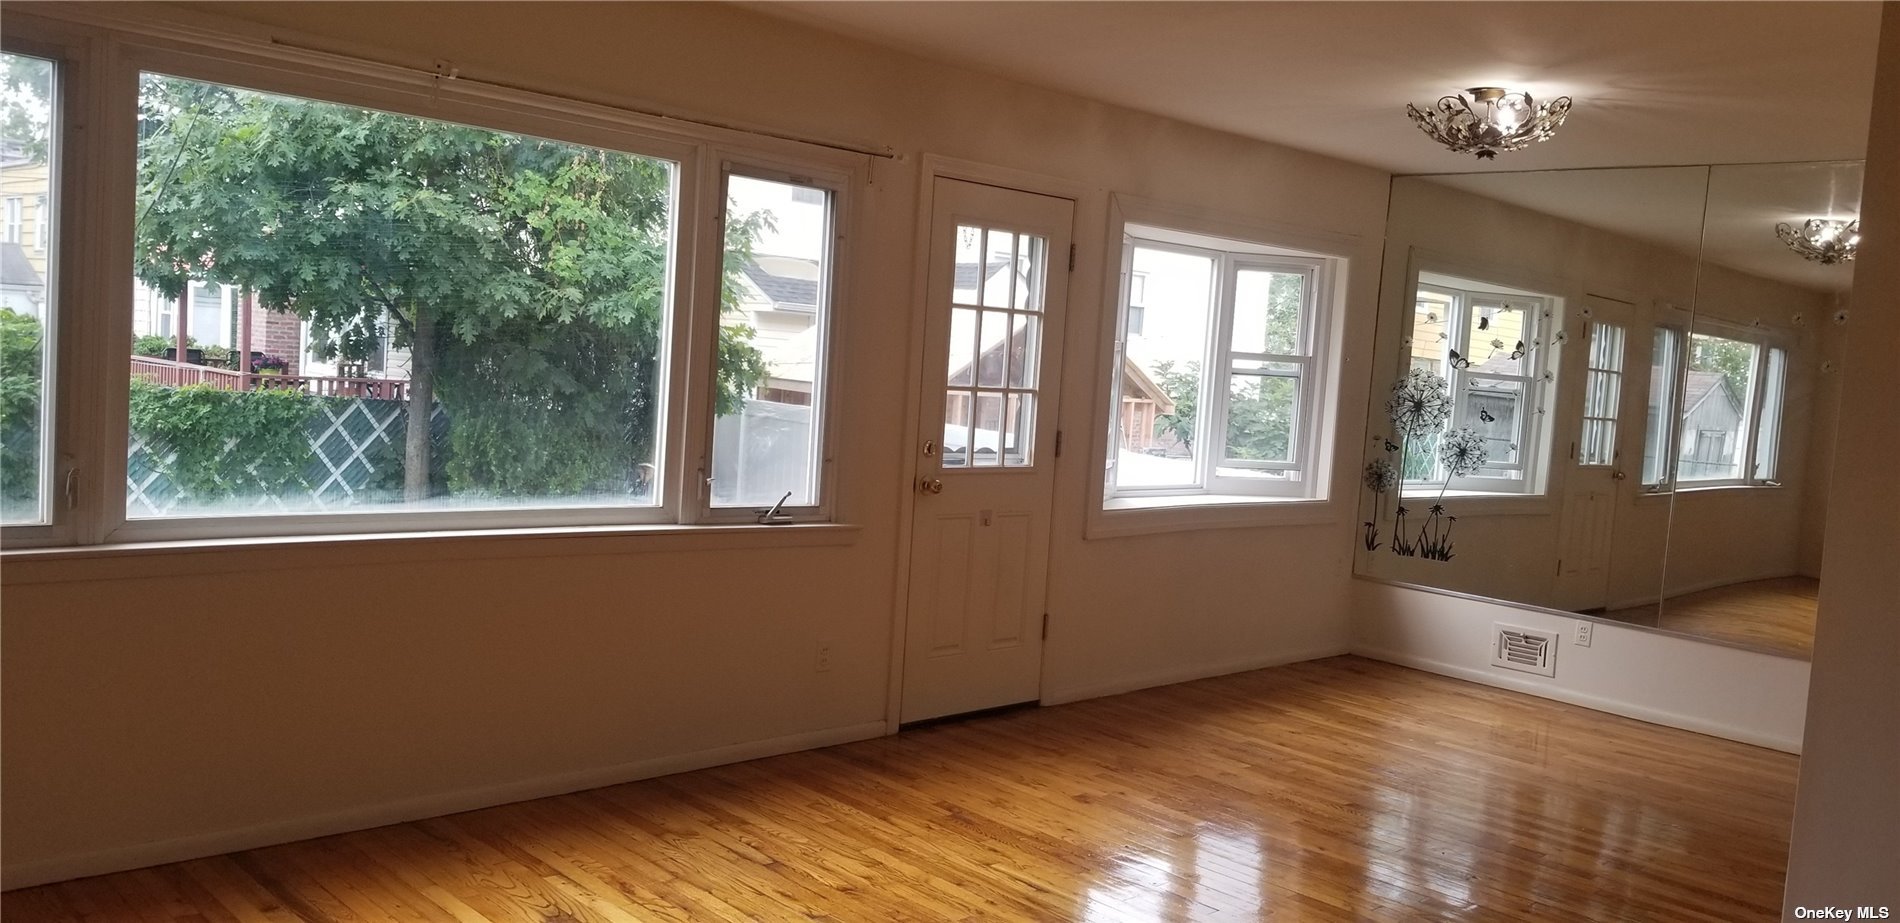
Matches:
[1578,321,1626,466]
[945,223,1046,469]
[709,171,835,510]
[1660,329,1786,487]
[1404,273,1556,494]
[0,52,54,526]
[1641,326,1683,488]
[34,194,47,252]
[1106,224,1334,501]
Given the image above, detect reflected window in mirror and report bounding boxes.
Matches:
[1662,329,1788,488]
[1106,224,1338,503]
[1404,273,1557,495]
[1579,322,1628,467]
[1642,326,1685,489]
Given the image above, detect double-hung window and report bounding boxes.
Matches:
[1404,274,1555,494]
[1105,223,1335,502]
[3,32,852,546]
[0,51,55,527]
[1658,328,1787,487]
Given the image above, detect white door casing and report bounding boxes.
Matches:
[901,177,1074,723]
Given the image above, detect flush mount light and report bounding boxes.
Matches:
[1775,218,1860,264]
[1406,87,1572,160]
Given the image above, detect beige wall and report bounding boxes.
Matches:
[0,1,1385,886]
[1783,2,1900,913]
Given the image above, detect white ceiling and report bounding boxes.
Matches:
[753,1,1879,292]
[754,1,1882,175]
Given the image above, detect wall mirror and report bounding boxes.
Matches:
[1355,161,1859,661]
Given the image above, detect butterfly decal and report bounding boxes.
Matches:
[1449,349,1472,370]
[1477,315,1491,331]
[1384,438,1400,452]
[1478,408,1496,424]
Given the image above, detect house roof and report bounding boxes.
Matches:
[1120,356,1175,413]
[742,258,820,308]
[955,258,1015,290]
[1675,369,1742,418]
[0,242,42,289]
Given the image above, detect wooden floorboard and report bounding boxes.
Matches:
[0,656,1799,921]
[1600,576,1818,659]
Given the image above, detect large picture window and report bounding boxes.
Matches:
[2,35,856,546]
[0,51,55,526]
[1403,273,1556,495]
[1106,224,1334,502]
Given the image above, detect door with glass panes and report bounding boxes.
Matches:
[902,177,1072,723]
[1553,298,1639,610]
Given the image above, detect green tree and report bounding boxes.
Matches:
[0,308,44,514]
[1690,334,1755,403]
[132,75,767,500]
[1152,360,1200,452]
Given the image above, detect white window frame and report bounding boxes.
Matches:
[1662,320,1789,490]
[34,194,49,252]
[0,11,861,549]
[1105,224,1337,504]
[3,196,21,243]
[1403,273,1557,496]
[0,39,66,542]
[1640,324,1686,490]
[693,160,849,525]
[1576,320,1627,468]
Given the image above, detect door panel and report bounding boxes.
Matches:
[1553,300,1635,610]
[902,177,1073,723]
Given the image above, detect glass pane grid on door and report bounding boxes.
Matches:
[944,224,1045,469]
[1580,322,1627,467]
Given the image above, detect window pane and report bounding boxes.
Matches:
[0,52,55,525]
[712,174,831,508]
[1003,393,1034,467]
[1224,374,1297,465]
[1579,322,1625,467]
[981,228,1015,308]
[1115,245,1213,488]
[977,309,1008,387]
[1007,314,1039,389]
[1410,290,1453,378]
[1461,377,1523,472]
[128,73,677,518]
[1462,301,1531,374]
[1232,268,1303,356]
[1677,333,1757,482]
[952,225,982,305]
[943,390,973,468]
[970,392,1004,466]
[947,307,976,386]
[1754,347,1787,481]
[1642,327,1681,486]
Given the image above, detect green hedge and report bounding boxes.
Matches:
[128,379,319,500]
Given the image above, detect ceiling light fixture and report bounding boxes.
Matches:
[1406,87,1572,160]
[1775,218,1860,264]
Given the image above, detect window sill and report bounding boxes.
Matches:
[1090,494,1337,539]
[0,521,862,585]
[1675,482,1785,495]
[1393,489,1553,517]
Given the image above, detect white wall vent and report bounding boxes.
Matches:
[1492,624,1558,677]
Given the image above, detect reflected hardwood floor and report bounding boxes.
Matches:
[1600,576,1818,658]
[0,657,1799,922]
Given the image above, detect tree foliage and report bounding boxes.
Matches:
[1690,334,1755,405]
[131,75,768,498]
[0,308,44,511]
[128,380,319,502]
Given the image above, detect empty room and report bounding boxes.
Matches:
[1,2,1895,920]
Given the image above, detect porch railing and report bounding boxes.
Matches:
[130,356,409,402]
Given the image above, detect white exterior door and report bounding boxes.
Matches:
[901,177,1073,723]
[1553,299,1636,610]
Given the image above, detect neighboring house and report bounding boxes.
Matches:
[0,146,52,284]
[1675,369,1745,478]
[732,255,824,404]
[1118,356,1175,452]
[0,242,44,316]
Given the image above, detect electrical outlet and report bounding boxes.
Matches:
[815,643,832,672]
[1575,620,1593,648]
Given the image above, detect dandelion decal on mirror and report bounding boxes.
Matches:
[1437,426,1489,477]
[1361,457,1399,551]
[1386,367,1453,438]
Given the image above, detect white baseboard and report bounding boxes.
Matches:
[1,719,889,891]
[1041,643,1350,706]
[1354,645,1802,754]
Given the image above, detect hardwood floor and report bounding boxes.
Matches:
[1600,576,1819,658]
[0,657,1799,922]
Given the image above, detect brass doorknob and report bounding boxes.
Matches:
[1612,469,1627,480]
[918,477,944,494]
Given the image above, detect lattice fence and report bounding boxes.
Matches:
[127,398,449,517]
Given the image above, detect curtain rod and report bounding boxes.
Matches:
[263,36,898,161]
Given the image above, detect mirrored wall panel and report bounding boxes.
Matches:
[1355,162,1859,660]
